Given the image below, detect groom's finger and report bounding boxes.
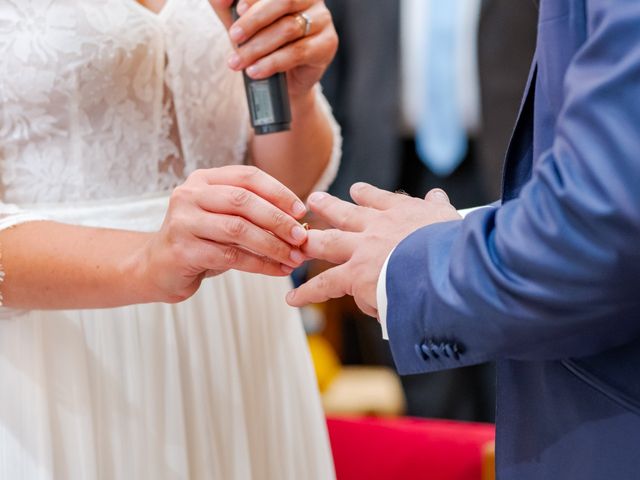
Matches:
[286,265,350,307]
[424,188,452,205]
[307,192,368,232]
[349,182,407,210]
[302,229,357,264]
[354,297,378,319]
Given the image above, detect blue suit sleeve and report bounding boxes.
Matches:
[386,2,640,375]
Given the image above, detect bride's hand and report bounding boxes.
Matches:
[210,0,338,98]
[141,166,308,303]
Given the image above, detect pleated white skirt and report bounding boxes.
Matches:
[0,194,335,480]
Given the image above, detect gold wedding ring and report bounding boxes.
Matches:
[295,12,312,37]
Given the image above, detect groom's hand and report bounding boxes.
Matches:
[286,183,462,317]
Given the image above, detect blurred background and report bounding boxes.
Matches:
[299,1,539,477]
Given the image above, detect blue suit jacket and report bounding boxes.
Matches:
[386,1,640,478]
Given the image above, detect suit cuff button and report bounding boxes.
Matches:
[420,343,433,359]
[415,344,429,361]
[452,343,463,359]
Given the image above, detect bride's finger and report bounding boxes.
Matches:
[233,0,258,17]
[228,0,316,44]
[195,185,308,246]
[243,26,335,79]
[233,0,257,17]
[197,240,293,276]
[191,212,304,268]
[194,166,307,220]
[229,7,329,72]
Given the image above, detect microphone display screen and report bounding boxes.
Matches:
[249,80,276,126]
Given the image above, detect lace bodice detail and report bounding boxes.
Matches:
[0,0,250,204]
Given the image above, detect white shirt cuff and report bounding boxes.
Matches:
[376,249,395,340]
[457,205,491,218]
[376,204,494,341]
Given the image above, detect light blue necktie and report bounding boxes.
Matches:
[415,0,467,177]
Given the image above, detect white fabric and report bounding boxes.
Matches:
[377,205,493,340]
[0,1,339,478]
[400,0,482,136]
[377,251,393,340]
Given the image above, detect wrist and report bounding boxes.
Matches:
[290,87,318,118]
[120,232,160,305]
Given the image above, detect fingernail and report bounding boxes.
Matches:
[308,192,328,205]
[281,265,294,274]
[246,64,260,77]
[227,53,241,69]
[236,0,249,15]
[291,225,307,242]
[292,201,307,216]
[229,25,246,43]
[430,189,450,203]
[290,249,305,264]
[286,290,296,302]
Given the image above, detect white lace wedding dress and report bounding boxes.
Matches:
[0,1,340,478]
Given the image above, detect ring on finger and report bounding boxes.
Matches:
[294,12,312,37]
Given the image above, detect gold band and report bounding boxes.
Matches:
[295,12,312,37]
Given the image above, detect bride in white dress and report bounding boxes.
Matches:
[0,0,340,478]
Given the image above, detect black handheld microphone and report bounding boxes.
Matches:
[231,1,292,135]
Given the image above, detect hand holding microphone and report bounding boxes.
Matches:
[232,0,292,135]
[209,0,338,126]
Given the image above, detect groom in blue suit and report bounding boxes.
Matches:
[288,0,640,478]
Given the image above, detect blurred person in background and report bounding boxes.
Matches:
[321,0,401,202]
[320,0,536,423]
[478,0,538,200]
[398,0,485,207]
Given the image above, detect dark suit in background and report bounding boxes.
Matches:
[321,0,401,202]
[478,0,538,200]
